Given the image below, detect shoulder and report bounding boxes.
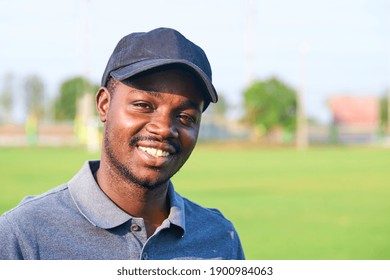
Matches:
[0,184,75,260]
[6,184,69,211]
[1,160,96,222]
[181,196,235,229]
[177,195,245,259]
[1,184,71,225]
[182,196,223,216]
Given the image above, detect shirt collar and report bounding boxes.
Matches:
[167,181,186,235]
[68,161,131,229]
[68,160,186,233]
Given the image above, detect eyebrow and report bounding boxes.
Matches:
[127,88,163,99]
[179,99,202,113]
[128,88,202,112]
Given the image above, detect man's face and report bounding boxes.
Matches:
[97,68,205,189]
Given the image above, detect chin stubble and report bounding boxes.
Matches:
[103,126,171,190]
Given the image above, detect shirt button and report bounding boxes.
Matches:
[131,224,140,232]
[142,252,148,260]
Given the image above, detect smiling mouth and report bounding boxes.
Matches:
[138,146,171,158]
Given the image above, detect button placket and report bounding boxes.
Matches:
[130,218,148,245]
[130,223,140,232]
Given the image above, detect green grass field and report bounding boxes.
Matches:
[1,145,390,259]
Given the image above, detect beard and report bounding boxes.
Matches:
[103,123,180,190]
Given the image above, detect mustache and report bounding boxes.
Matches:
[130,136,181,154]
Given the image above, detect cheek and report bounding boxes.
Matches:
[107,106,146,135]
[180,127,199,151]
[105,115,133,152]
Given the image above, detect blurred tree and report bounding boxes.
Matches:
[243,77,297,138]
[24,75,45,120]
[54,77,99,121]
[0,73,14,123]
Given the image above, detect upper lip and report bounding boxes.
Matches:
[136,141,177,155]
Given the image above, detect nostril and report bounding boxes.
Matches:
[145,118,179,139]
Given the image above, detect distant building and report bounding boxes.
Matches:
[328,95,379,143]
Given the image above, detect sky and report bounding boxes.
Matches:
[1,0,390,123]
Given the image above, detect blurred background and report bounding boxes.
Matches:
[1,0,390,145]
[1,0,390,259]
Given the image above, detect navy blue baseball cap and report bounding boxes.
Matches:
[101,27,218,110]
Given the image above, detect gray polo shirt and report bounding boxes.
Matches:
[0,161,245,260]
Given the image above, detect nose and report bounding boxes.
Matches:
[145,111,179,139]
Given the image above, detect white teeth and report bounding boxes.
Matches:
[139,146,170,157]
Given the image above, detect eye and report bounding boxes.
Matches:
[178,113,196,126]
[132,101,154,111]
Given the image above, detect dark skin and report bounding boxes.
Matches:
[95,68,205,237]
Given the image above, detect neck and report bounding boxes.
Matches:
[95,159,170,237]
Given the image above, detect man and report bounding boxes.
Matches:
[0,28,245,260]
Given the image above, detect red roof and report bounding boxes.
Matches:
[328,96,379,127]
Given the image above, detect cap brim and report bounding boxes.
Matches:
[109,58,218,104]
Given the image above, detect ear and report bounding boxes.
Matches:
[96,87,110,123]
